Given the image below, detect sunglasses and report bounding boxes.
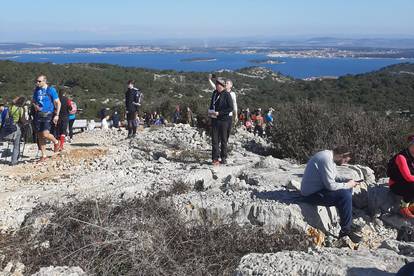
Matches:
[36,80,43,83]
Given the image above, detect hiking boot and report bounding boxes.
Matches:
[339,230,362,244]
[212,160,220,166]
[400,207,414,219]
[220,159,227,164]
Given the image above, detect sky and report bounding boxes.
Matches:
[1,0,413,42]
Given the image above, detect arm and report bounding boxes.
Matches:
[231,92,237,115]
[208,78,216,90]
[395,154,414,182]
[53,98,61,125]
[320,159,353,190]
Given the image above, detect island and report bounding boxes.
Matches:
[180,57,217,62]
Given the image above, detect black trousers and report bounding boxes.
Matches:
[211,119,230,161]
[390,182,414,203]
[68,119,75,139]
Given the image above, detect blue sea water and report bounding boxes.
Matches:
[0,52,412,79]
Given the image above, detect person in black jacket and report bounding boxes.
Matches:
[208,77,234,165]
[125,80,143,138]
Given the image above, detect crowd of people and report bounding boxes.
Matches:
[1,73,414,246]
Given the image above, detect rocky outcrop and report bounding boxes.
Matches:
[235,248,413,276]
[0,124,411,274]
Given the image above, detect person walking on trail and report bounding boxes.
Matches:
[300,146,362,243]
[125,80,143,138]
[208,77,233,165]
[0,96,25,165]
[51,89,70,151]
[32,75,61,162]
[387,135,414,218]
[67,97,77,142]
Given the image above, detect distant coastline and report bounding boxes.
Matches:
[249,58,286,65]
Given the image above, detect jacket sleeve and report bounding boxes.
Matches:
[218,92,234,116]
[395,154,414,183]
[320,159,352,190]
[231,92,237,114]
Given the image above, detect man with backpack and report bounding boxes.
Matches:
[387,135,414,218]
[32,75,61,162]
[0,96,25,165]
[125,80,143,138]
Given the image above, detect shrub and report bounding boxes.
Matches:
[0,195,311,275]
[269,101,413,176]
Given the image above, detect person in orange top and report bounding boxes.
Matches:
[388,135,414,218]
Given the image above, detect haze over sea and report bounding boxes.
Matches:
[1,52,412,79]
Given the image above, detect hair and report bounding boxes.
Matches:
[12,96,26,107]
[38,75,47,81]
[128,80,135,85]
[333,146,352,156]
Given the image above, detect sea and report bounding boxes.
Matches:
[0,52,413,79]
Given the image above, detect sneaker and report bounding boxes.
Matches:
[53,141,60,153]
[212,160,220,166]
[339,230,362,244]
[400,207,414,219]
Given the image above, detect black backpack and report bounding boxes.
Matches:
[386,154,398,179]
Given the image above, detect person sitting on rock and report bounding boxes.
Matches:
[387,135,414,218]
[300,146,362,243]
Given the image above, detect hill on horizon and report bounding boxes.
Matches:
[0,60,414,119]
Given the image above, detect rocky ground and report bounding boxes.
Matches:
[0,124,413,275]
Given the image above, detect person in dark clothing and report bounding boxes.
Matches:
[111,111,120,129]
[51,89,70,151]
[208,77,234,165]
[388,135,414,218]
[125,80,143,138]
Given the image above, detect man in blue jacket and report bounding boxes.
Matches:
[32,75,61,162]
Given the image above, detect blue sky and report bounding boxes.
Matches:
[1,0,413,42]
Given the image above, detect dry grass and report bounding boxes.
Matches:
[0,192,311,275]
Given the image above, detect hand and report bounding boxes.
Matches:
[34,104,41,111]
[208,74,212,80]
[215,112,219,116]
[347,180,358,188]
[53,115,59,125]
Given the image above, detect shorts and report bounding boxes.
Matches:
[34,113,53,133]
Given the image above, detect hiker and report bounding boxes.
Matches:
[111,110,120,129]
[0,96,25,165]
[184,107,193,126]
[253,110,264,137]
[51,89,70,151]
[264,108,274,136]
[32,75,61,162]
[67,97,77,142]
[226,79,238,137]
[300,146,362,243]
[208,77,233,165]
[173,105,181,124]
[387,135,414,218]
[125,80,143,138]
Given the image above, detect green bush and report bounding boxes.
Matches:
[269,101,413,176]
